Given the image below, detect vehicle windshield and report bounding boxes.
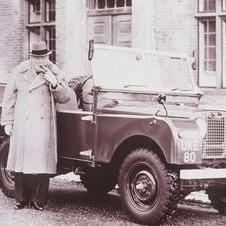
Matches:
[91,45,197,92]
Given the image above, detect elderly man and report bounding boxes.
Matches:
[0,41,71,210]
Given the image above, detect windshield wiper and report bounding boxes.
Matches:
[170,88,192,91]
[124,84,148,88]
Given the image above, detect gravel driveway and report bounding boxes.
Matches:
[1,177,226,226]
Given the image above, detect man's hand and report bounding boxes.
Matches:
[4,125,13,136]
[40,66,58,88]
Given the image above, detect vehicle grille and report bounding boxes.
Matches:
[202,112,226,159]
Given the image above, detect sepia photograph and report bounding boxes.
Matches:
[1,0,226,225]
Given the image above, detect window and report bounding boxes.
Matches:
[222,20,226,86]
[45,26,56,62]
[45,0,55,22]
[197,0,226,87]
[203,21,216,72]
[199,19,216,86]
[87,0,132,10]
[28,0,41,23]
[199,0,216,12]
[27,0,56,63]
[28,28,41,52]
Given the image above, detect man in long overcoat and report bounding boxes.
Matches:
[0,41,71,210]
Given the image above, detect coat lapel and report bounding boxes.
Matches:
[28,72,47,91]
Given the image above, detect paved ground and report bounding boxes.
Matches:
[1,178,226,226]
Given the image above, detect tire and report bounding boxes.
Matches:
[118,148,180,225]
[207,186,226,214]
[0,138,15,198]
[81,166,116,194]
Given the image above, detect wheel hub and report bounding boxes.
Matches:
[133,170,157,203]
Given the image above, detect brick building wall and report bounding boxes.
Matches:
[132,0,155,50]
[0,0,27,81]
[56,0,88,78]
[154,0,197,56]
[154,0,198,81]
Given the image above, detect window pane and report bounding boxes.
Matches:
[204,47,208,58]
[45,0,56,22]
[209,48,216,59]
[28,0,41,23]
[126,0,132,6]
[204,34,208,45]
[223,0,226,11]
[209,0,216,11]
[107,0,115,8]
[117,0,125,7]
[29,28,41,52]
[209,61,216,71]
[204,61,208,71]
[45,26,56,63]
[209,34,216,45]
[87,0,96,9]
[209,21,216,32]
[199,0,216,12]
[203,21,207,32]
[204,0,208,11]
[98,0,105,8]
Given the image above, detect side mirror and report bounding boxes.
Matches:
[88,40,94,61]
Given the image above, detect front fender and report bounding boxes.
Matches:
[94,114,176,163]
[94,114,202,165]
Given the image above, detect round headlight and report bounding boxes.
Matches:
[195,118,207,139]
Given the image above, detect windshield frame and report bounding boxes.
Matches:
[90,44,201,94]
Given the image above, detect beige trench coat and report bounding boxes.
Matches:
[0,60,71,174]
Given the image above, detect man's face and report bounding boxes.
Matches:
[31,55,49,67]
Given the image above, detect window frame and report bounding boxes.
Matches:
[222,0,226,11]
[28,27,41,52]
[26,0,56,63]
[198,0,216,13]
[45,26,56,63]
[87,0,132,16]
[196,0,226,88]
[28,0,41,24]
[198,18,217,87]
[45,0,56,22]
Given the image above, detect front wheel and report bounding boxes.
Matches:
[118,148,179,225]
[0,138,15,198]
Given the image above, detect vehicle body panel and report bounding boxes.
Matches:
[57,110,94,159]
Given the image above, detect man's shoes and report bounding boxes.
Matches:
[30,201,44,211]
[14,201,27,210]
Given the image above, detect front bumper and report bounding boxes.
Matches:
[180,168,226,180]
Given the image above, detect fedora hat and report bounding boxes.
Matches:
[29,41,52,57]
